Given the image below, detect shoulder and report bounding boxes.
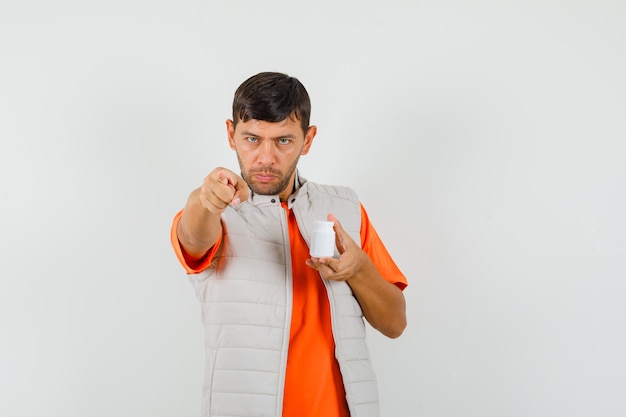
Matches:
[302,179,359,203]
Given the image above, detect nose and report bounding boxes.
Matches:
[257,140,276,165]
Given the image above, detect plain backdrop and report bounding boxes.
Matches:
[1,1,625,416]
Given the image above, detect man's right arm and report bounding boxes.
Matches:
[177,167,250,261]
[177,188,223,260]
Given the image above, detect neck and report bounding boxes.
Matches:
[279,170,299,201]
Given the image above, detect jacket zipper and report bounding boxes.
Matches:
[276,203,292,417]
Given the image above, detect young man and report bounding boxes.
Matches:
[171,72,407,417]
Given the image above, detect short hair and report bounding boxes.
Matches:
[232,72,311,133]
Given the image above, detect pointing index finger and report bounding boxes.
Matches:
[229,172,250,206]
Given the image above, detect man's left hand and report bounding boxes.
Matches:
[305,213,367,282]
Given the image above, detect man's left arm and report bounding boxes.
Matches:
[305,214,407,338]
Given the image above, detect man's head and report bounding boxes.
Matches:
[226,72,317,201]
[232,72,311,134]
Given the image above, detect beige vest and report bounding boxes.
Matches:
[188,179,380,417]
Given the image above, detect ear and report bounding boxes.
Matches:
[301,125,317,155]
[226,119,236,150]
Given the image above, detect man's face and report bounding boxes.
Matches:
[226,117,316,201]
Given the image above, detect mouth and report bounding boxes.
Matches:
[253,174,277,182]
[251,170,281,182]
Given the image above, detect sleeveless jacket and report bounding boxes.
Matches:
[188,178,380,417]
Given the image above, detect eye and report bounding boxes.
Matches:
[246,137,258,143]
[278,138,291,145]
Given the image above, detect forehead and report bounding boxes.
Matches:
[234,118,304,136]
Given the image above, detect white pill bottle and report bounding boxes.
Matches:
[309,220,336,258]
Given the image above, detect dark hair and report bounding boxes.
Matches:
[232,72,311,133]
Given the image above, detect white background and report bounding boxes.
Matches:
[1,1,625,416]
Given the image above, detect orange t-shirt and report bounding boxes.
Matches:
[170,203,407,417]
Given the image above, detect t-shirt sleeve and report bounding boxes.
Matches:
[359,204,408,290]
[170,209,222,274]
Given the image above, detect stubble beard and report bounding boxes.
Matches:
[238,154,301,197]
